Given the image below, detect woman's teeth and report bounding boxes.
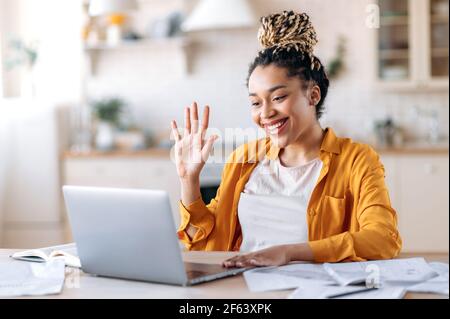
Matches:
[267,119,286,133]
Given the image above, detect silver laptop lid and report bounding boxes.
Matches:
[63,186,188,285]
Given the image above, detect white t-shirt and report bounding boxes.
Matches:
[238,156,323,252]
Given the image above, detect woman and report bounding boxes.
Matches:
[170,11,401,268]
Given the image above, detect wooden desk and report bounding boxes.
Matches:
[1,250,448,299]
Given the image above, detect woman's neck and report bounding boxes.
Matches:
[279,123,324,167]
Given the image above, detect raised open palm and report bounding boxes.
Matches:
[171,102,217,180]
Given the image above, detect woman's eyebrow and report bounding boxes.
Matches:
[249,85,288,96]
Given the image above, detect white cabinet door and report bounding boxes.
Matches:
[397,155,449,252]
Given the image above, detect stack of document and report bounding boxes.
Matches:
[243,257,449,299]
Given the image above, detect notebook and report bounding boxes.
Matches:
[10,243,81,268]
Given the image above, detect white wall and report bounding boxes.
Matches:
[0,0,83,104]
[86,0,449,143]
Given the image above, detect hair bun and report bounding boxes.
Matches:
[257,10,320,69]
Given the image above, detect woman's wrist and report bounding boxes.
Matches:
[284,243,314,262]
[180,177,201,206]
[180,174,200,186]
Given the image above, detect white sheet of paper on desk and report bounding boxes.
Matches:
[243,262,335,292]
[323,258,437,286]
[0,259,65,297]
[289,283,406,299]
[406,262,449,295]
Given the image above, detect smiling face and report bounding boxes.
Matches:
[248,64,321,148]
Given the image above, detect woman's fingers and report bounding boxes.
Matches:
[222,255,240,267]
[184,107,191,137]
[201,105,210,132]
[249,257,266,267]
[171,120,181,141]
[201,135,218,162]
[200,105,210,142]
[223,253,256,268]
[186,102,210,138]
[191,102,199,133]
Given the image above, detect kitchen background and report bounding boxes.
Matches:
[0,0,448,253]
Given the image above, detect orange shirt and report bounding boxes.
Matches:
[178,128,402,262]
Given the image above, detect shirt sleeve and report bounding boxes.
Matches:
[308,146,402,262]
[177,188,220,250]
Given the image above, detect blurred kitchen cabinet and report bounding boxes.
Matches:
[381,153,449,253]
[63,156,182,227]
[375,0,449,91]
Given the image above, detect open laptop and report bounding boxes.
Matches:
[62,185,248,286]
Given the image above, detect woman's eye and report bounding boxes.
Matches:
[251,102,260,107]
[273,95,287,102]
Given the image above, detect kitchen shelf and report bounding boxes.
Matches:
[430,14,449,23]
[379,49,409,59]
[380,15,409,25]
[83,37,191,76]
[84,37,188,51]
[431,47,449,57]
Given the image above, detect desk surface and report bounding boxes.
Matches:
[1,250,448,299]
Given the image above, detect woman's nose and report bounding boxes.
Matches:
[260,102,275,119]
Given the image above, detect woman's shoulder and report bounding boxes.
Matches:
[336,135,382,171]
[340,138,378,158]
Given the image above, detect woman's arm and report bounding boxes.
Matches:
[171,103,218,248]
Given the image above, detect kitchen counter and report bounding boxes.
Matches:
[63,142,449,159]
[62,148,172,159]
[375,143,449,155]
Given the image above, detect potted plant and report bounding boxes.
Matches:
[4,37,39,98]
[91,97,125,151]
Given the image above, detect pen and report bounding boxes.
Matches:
[327,287,378,299]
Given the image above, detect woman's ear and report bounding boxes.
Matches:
[309,85,321,107]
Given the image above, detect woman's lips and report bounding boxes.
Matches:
[265,118,288,135]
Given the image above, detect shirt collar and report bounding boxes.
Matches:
[264,127,341,161]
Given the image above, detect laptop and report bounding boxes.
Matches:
[62,185,247,286]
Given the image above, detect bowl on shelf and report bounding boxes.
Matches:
[381,65,408,80]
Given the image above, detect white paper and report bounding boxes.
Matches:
[334,287,406,299]
[0,259,65,297]
[289,283,405,299]
[406,262,449,295]
[323,258,437,286]
[243,262,335,292]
